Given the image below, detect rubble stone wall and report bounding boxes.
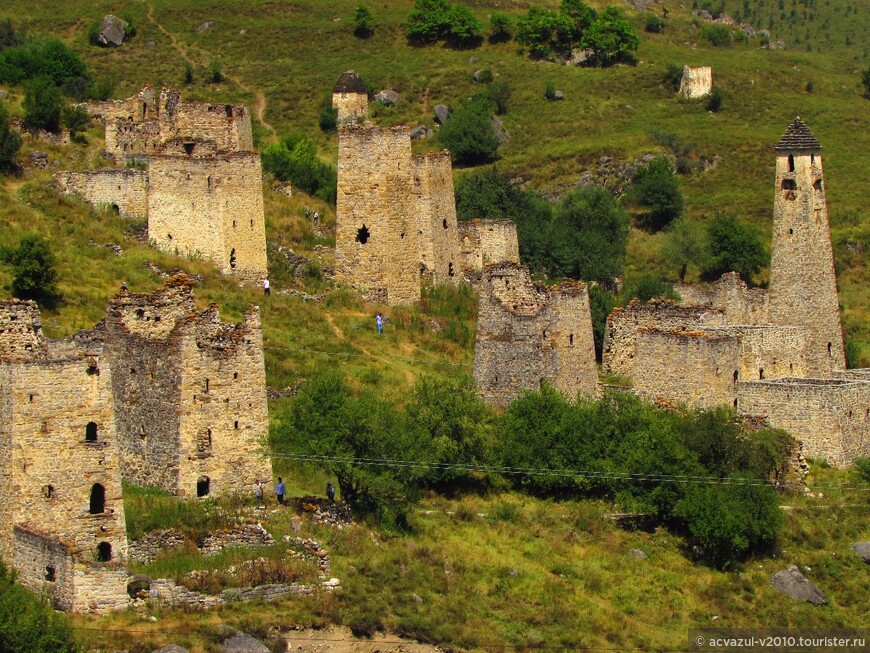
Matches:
[458,219,520,273]
[679,66,713,98]
[412,151,461,286]
[54,169,148,218]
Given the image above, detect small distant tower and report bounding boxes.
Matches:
[332,71,368,125]
[768,117,845,374]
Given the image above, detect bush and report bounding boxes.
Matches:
[628,156,683,231]
[354,5,374,38]
[516,6,573,59]
[706,87,723,112]
[208,59,223,83]
[664,63,683,91]
[446,5,483,46]
[560,0,597,42]
[0,101,21,171]
[489,12,512,42]
[23,76,63,132]
[62,104,90,142]
[0,562,77,653]
[645,14,665,33]
[701,23,732,46]
[588,284,615,361]
[262,132,337,204]
[474,68,493,84]
[853,457,870,483]
[580,7,640,66]
[487,80,510,115]
[0,36,90,92]
[439,95,500,166]
[862,68,870,98]
[318,103,338,132]
[407,0,452,42]
[0,19,25,51]
[620,273,678,304]
[183,61,193,84]
[702,213,768,283]
[1,234,60,306]
[544,81,557,101]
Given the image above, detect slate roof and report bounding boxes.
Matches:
[333,71,367,94]
[774,117,822,151]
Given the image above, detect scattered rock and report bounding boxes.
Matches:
[771,565,828,605]
[127,574,152,599]
[97,15,128,47]
[740,23,755,38]
[29,151,48,168]
[491,115,509,145]
[624,0,658,12]
[434,104,450,125]
[769,38,786,49]
[374,89,400,106]
[553,90,564,101]
[692,9,713,20]
[145,40,156,49]
[197,21,214,33]
[599,156,613,166]
[759,29,771,40]
[567,49,594,65]
[852,542,870,563]
[290,516,303,532]
[0,89,8,99]
[467,56,478,63]
[630,548,648,559]
[714,13,736,25]
[410,125,428,140]
[151,646,189,653]
[222,632,270,653]
[322,577,341,588]
[412,593,424,603]
[272,180,292,196]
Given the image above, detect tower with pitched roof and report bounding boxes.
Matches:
[768,118,845,374]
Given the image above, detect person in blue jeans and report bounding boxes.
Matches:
[274,477,286,505]
[376,313,383,335]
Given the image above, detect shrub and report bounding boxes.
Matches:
[23,76,63,132]
[701,23,732,46]
[183,61,193,84]
[407,0,452,42]
[645,14,665,33]
[560,0,597,42]
[664,63,683,91]
[0,101,21,171]
[354,5,374,38]
[588,284,615,361]
[261,132,337,204]
[544,81,557,101]
[489,12,512,42]
[0,562,77,653]
[0,19,24,51]
[474,68,493,84]
[805,80,814,93]
[62,104,90,142]
[208,59,223,83]
[0,234,60,306]
[621,273,678,303]
[318,102,338,132]
[853,457,870,483]
[702,213,768,283]
[580,7,640,66]
[487,80,510,115]
[862,68,870,98]
[0,36,90,91]
[661,218,705,281]
[446,5,483,46]
[517,6,573,59]
[628,156,683,231]
[439,95,500,166]
[706,87,723,112]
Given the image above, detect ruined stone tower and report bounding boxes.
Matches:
[768,118,845,374]
[411,150,461,286]
[332,71,369,125]
[104,277,272,498]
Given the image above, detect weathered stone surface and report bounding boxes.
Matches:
[373,89,400,106]
[679,66,713,99]
[553,90,564,100]
[0,89,8,99]
[29,151,48,168]
[196,21,213,33]
[434,104,450,125]
[332,71,368,125]
[222,633,270,653]
[740,23,755,37]
[55,169,147,218]
[457,220,519,274]
[852,542,870,563]
[630,548,648,559]
[410,125,428,140]
[97,15,128,47]
[491,116,509,144]
[693,9,713,20]
[771,565,828,605]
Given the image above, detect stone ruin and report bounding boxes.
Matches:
[0,276,272,612]
[55,86,267,283]
[332,70,369,126]
[679,66,713,99]
[603,119,868,467]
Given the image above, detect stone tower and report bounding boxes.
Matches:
[768,118,845,374]
[332,71,368,126]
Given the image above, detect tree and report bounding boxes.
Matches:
[516,6,573,59]
[23,76,63,132]
[0,101,21,171]
[407,0,452,42]
[702,213,768,283]
[661,217,705,281]
[489,12,512,42]
[439,95,500,165]
[588,284,615,361]
[0,37,90,90]
[207,59,223,83]
[628,156,683,231]
[353,5,374,38]
[560,0,597,42]
[183,61,194,84]
[706,87,723,112]
[580,7,639,66]
[1,234,60,306]
[446,5,483,45]
[663,63,683,91]
[261,132,337,204]
[0,562,76,653]
[62,104,90,142]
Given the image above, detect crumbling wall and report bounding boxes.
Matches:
[473,263,597,407]
[602,299,726,378]
[147,152,267,282]
[679,66,713,98]
[738,377,870,467]
[412,151,461,285]
[458,219,520,273]
[54,169,148,218]
[335,126,420,304]
[768,138,845,375]
[0,300,47,362]
[13,526,77,610]
[673,272,769,324]
[332,71,368,125]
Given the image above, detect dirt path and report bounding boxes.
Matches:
[144,4,275,136]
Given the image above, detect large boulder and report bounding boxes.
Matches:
[852,542,870,563]
[771,565,828,605]
[374,89,400,106]
[222,633,269,653]
[434,104,450,125]
[97,15,128,47]
[410,125,428,140]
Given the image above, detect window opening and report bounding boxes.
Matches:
[45,566,56,582]
[85,422,98,442]
[356,225,370,244]
[197,476,210,497]
[183,142,195,155]
[89,484,105,514]
[813,179,822,191]
[234,420,239,430]
[442,219,448,229]
[229,249,236,269]
[827,342,832,356]
[43,484,54,499]
[136,308,145,319]
[733,370,739,384]
[759,368,765,380]
[97,542,112,562]
[225,105,233,117]
[781,179,797,190]
[787,154,795,172]
[569,334,574,346]
[448,262,455,277]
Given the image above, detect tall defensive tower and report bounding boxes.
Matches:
[768,118,845,375]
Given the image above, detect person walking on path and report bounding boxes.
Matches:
[326,482,335,503]
[263,278,270,296]
[254,479,264,508]
[274,477,286,505]
[313,211,319,227]
[375,313,383,335]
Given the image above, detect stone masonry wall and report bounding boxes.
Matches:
[768,148,845,375]
[148,152,267,282]
[673,272,769,325]
[458,219,520,273]
[473,263,597,407]
[13,526,77,610]
[738,378,870,467]
[54,169,148,218]
[332,91,368,125]
[412,151,461,285]
[335,126,420,304]
[679,66,713,98]
[602,299,727,378]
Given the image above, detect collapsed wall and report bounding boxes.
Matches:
[679,66,713,99]
[673,271,769,325]
[458,219,520,274]
[473,263,597,408]
[54,169,148,218]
